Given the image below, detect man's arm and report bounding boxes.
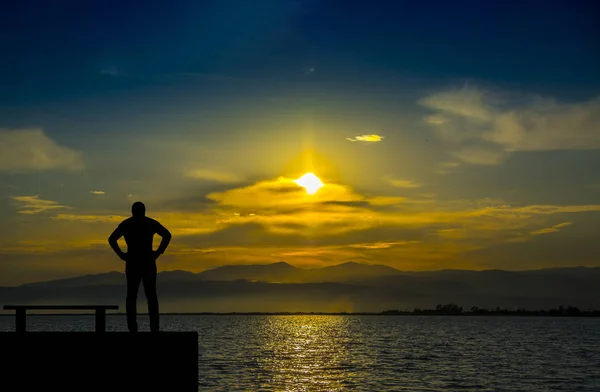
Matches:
[108,224,127,261]
[155,222,172,255]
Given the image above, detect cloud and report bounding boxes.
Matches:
[203,176,376,235]
[530,221,573,236]
[420,86,600,165]
[0,128,84,172]
[50,214,126,223]
[200,175,600,242]
[6,173,600,273]
[89,190,105,195]
[511,205,600,215]
[424,114,449,125]
[385,177,422,188]
[206,176,364,209]
[184,168,243,183]
[33,171,600,253]
[436,161,461,175]
[452,146,506,165]
[349,241,418,249]
[10,195,67,214]
[0,239,108,254]
[367,196,406,206]
[346,134,384,142]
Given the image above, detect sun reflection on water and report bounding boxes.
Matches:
[254,316,358,391]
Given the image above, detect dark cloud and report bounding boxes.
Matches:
[320,200,371,208]
[264,184,303,194]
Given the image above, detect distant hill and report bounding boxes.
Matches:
[196,261,301,282]
[195,261,402,283]
[1,263,599,313]
[19,271,125,289]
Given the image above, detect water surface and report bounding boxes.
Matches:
[2,315,599,391]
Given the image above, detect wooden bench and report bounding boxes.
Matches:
[3,305,119,332]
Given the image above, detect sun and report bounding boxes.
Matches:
[294,172,324,195]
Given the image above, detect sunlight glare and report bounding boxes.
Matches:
[294,173,324,195]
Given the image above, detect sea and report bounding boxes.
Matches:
[2,315,599,391]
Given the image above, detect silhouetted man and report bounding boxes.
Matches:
[108,202,171,332]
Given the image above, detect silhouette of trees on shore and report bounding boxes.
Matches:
[381,304,600,316]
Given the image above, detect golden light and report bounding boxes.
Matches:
[294,172,324,195]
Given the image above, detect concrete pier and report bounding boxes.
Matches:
[1,305,199,392]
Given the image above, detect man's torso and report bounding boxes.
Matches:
[119,216,159,261]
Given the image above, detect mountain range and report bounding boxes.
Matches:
[2,262,599,313]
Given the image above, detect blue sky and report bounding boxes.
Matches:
[1,0,599,285]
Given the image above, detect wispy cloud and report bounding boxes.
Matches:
[511,205,600,215]
[452,146,506,165]
[89,190,105,195]
[51,214,126,223]
[420,86,600,165]
[349,241,418,249]
[10,195,67,214]
[185,168,242,183]
[346,134,384,142]
[385,177,422,188]
[436,161,461,175]
[0,129,84,172]
[530,221,573,235]
[424,114,449,125]
[0,239,108,254]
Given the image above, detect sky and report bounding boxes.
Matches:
[1,0,599,285]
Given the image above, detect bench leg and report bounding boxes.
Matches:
[95,309,106,332]
[16,308,26,333]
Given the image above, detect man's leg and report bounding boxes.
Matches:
[142,263,159,332]
[125,267,143,332]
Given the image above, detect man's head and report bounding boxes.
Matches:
[131,201,146,217]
